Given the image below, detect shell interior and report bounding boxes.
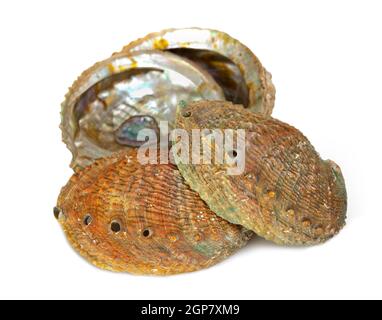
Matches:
[123,28,276,115]
[167,48,249,106]
[62,50,224,168]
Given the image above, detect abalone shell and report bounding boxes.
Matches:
[61,28,276,170]
[55,149,252,275]
[123,27,276,115]
[61,50,225,169]
[174,101,347,245]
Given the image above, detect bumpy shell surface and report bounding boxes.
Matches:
[55,149,252,275]
[61,50,225,169]
[123,28,275,115]
[175,101,347,245]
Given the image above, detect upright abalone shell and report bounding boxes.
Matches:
[61,28,276,170]
[123,28,276,115]
[174,101,347,245]
[55,149,252,275]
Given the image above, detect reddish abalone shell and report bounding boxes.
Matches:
[55,149,252,275]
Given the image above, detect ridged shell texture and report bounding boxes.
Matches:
[55,28,347,275]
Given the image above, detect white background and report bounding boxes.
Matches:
[0,0,381,300]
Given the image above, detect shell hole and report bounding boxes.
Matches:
[228,150,238,158]
[111,221,121,233]
[183,111,191,118]
[84,215,93,226]
[143,229,152,238]
[53,207,61,220]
